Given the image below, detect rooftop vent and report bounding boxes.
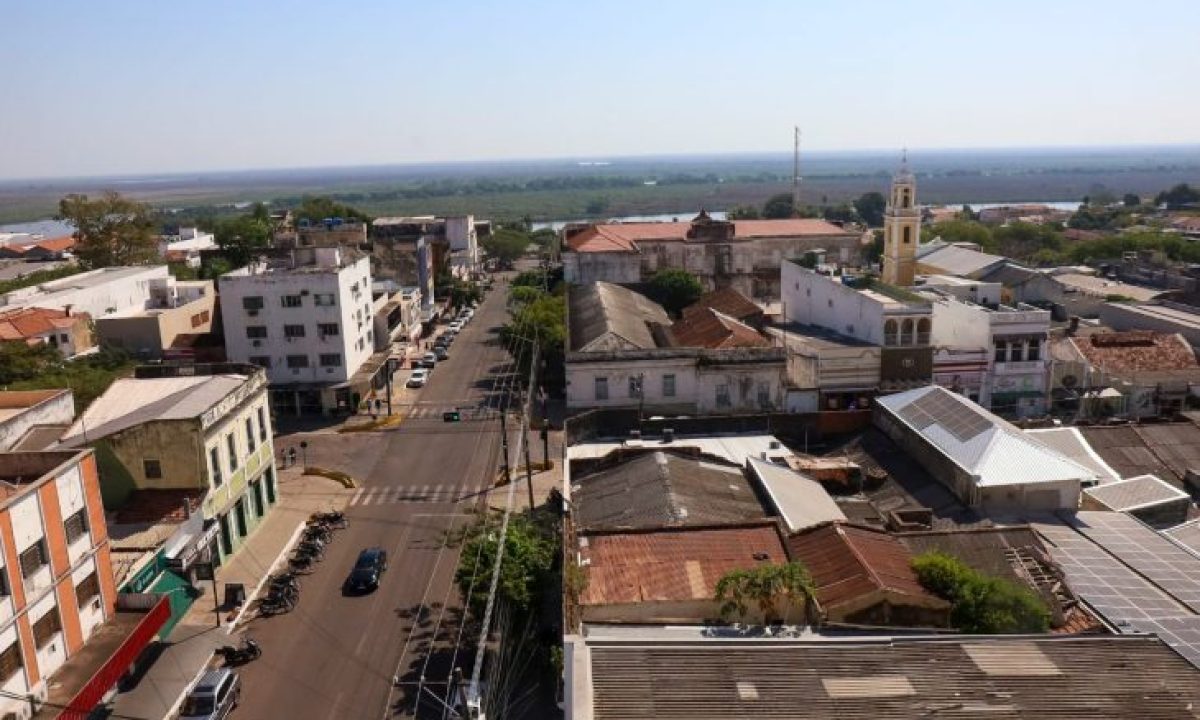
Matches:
[662,428,675,443]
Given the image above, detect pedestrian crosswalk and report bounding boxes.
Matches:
[347,483,481,506]
[403,404,494,420]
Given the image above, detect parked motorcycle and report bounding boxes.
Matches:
[216,636,262,665]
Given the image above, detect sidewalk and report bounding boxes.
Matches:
[109,468,354,719]
[488,425,565,513]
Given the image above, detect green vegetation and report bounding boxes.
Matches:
[0,343,134,410]
[912,551,1050,634]
[290,195,372,225]
[213,203,272,267]
[455,510,557,616]
[57,192,157,268]
[645,268,703,316]
[482,226,533,267]
[1156,183,1200,210]
[715,562,817,624]
[0,264,85,295]
[853,191,887,226]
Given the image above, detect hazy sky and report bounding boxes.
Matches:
[3,0,1198,179]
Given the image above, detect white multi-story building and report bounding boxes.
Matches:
[158,227,217,268]
[927,293,1051,417]
[219,247,375,415]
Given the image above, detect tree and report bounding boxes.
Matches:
[214,212,271,267]
[292,196,371,225]
[715,562,817,624]
[0,343,133,410]
[455,512,556,616]
[585,197,610,215]
[501,291,567,393]
[1123,193,1141,207]
[822,204,858,224]
[1156,183,1200,210]
[726,205,761,220]
[762,193,796,219]
[57,192,157,269]
[912,551,1049,634]
[482,227,531,268]
[925,219,992,250]
[646,269,702,316]
[853,191,887,227]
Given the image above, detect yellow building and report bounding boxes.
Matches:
[881,154,920,287]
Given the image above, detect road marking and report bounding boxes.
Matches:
[350,487,365,505]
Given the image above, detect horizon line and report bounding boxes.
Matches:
[3,141,1199,186]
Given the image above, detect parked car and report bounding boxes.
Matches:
[345,547,388,593]
[448,321,464,332]
[417,352,438,368]
[180,669,240,720]
[406,369,429,388]
[434,346,449,360]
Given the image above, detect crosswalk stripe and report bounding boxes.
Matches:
[350,488,365,506]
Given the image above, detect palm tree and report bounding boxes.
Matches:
[715,562,818,625]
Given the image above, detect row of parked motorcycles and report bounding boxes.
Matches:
[256,511,348,616]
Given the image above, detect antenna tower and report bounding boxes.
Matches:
[792,126,802,217]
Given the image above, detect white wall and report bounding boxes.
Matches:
[566,357,697,410]
[0,392,74,452]
[28,593,64,681]
[930,298,990,348]
[0,266,169,318]
[782,262,885,344]
[70,557,104,642]
[202,392,272,493]
[0,624,30,718]
[54,465,89,567]
[220,255,374,384]
[695,364,785,414]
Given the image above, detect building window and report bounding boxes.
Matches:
[994,341,1007,363]
[884,319,898,346]
[32,609,61,649]
[75,572,100,608]
[19,541,46,578]
[257,407,268,442]
[314,293,336,307]
[246,326,268,339]
[594,377,609,401]
[757,382,771,408]
[1027,338,1041,362]
[281,295,303,308]
[901,319,914,345]
[210,446,223,487]
[662,374,676,397]
[716,384,731,408]
[227,433,238,470]
[249,356,271,369]
[318,323,339,337]
[246,417,256,452]
[903,226,911,244]
[284,324,306,339]
[143,459,162,479]
[190,312,207,328]
[0,642,21,684]
[319,353,343,367]
[628,376,642,398]
[64,509,89,545]
[242,296,264,311]
[286,355,309,368]
[1010,341,1025,362]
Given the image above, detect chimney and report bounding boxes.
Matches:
[662,428,675,443]
[63,304,72,317]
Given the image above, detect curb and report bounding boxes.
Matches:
[303,466,357,488]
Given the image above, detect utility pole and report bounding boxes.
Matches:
[540,390,549,469]
[792,126,802,217]
[499,410,511,487]
[385,359,394,416]
[523,412,535,510]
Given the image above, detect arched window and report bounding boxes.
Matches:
[903,226,912,244]
[916,317,931,345]
[901,319,914,345]
[902,188,911,209]
[884,319,898,346]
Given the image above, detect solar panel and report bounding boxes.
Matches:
[1034,517,1200,669]
[896,390,993,443]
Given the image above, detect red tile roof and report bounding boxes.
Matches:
[567,218,854,253]
[682,287,762,323]
[579,524,788,606]
[786,522,947,613]
[1071,331,1198,373]
[0,306,88,341]
[670,308,770,349]
[27,235,76,253]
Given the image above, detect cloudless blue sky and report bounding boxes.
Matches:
[2,0,1198,179]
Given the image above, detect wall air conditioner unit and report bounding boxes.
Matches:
[252,340,262,347]
[300,289,310,295]
[247,309,259,316]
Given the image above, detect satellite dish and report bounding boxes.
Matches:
[1062,374,1078,388]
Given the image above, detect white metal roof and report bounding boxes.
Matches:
[746,457,846,532]
[568,433,795,467]
[1082,474,1190,512]
[877,385,1098,488]
[59,374,247,446]
[1024,427,1122,483]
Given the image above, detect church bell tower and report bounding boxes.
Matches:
[881,151,920,287]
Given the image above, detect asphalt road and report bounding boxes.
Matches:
[235,278,516,720]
